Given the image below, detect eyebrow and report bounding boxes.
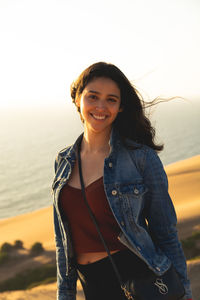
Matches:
[88,90,120,99]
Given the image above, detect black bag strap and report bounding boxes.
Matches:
[77,142,123,286]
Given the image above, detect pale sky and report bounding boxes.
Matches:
[0,0,200,109]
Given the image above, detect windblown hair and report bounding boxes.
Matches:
[70,62,163,152]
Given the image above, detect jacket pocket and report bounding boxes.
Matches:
[118,183,148,198]
[118,183,148,221]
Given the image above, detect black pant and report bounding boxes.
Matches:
[77,249,150,300]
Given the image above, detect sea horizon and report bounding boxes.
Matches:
[0,99,199,220]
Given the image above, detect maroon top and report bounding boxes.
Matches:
[60,177,126,254]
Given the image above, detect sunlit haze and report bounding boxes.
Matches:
[0,0,200,109]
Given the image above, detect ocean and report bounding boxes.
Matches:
[0,99,200,219]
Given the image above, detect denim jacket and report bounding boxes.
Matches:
[52,128,192,300]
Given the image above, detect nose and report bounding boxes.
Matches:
[95,100,106,111]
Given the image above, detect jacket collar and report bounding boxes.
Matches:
[109,126,122,155]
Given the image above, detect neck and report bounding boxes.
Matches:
[81,128,111,155]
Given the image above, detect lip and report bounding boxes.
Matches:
[90,113,108,120]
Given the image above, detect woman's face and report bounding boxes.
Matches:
[76,77,122,135]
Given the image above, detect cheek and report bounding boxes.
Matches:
[79,102,90,119]
[113,106,122,116]
[81,99,94,113]
[80,102,87,114]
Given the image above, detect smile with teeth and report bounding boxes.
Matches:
[91,114,107,120]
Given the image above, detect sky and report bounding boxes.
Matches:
[0,0,200,109]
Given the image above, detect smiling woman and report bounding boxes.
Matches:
[52,62,192,300]
[75,77,122,135]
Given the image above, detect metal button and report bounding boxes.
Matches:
[108,162,113,168]
[156,267,161,271]
[121,221,125,226]
[112,190,117,196]
[134,188,139,195]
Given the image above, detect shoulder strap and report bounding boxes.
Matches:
[77,142,123,286]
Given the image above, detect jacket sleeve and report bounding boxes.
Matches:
[53,155,77,300]
[53,205,78,300]
[143,148,192,300]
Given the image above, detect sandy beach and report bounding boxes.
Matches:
[0,206,55,250]
[0,154,200,299]
[165,155,200,238]
[0,154,199,248]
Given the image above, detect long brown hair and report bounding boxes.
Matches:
[70,62,163,152]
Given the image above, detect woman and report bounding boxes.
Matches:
[52,62,192,300]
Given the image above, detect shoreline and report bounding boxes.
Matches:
[0,155,200,249]
[0,206,55,250]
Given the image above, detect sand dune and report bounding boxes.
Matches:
[0,282,85,300]
[165,155,200,221]
[0,155,199,249]
[0,282,57,300]
[0,154,200,300]
[165,155,200,239]
[0,206,55,250]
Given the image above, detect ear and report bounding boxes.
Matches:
[75,97,80,107]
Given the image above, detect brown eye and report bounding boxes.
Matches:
[89,94,98,100]
[108,98,117,102]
